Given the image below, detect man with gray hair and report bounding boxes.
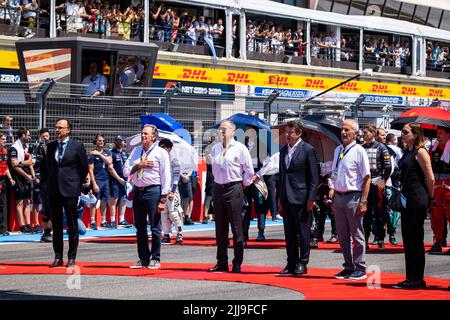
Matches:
[329,119,371,281]
[208,120,254,273]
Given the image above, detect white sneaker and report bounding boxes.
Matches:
[148,259,161,269]
[129,260,148,269]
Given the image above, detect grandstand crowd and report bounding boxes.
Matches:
[1,0,448,71]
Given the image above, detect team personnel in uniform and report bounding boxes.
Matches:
[30,128,53,242]
[124,124,171,269]
[88,133,113,229]
[0,133,15,236]
[159,138,184,244]
[208,120,254,273]
[428,126,450,253]
[8,127,36,234]
[108,135,132,228]
[362,124,392,249]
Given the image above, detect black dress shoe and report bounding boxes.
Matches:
[66,259,76,268]
[293,264,308,275]
[49,259,63,268]
[231,265,241,273]
[208,264,229,272]
[279,266,294,275]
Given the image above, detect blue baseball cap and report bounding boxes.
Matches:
[115,135,125,141]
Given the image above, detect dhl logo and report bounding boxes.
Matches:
[371,84,390,94]
[226,72,251,84]
[181,68,208,80]
[428,89,444,98]
[153,66,162,77]
[268,75,289,86]
[339,82,359,92]
[305,79,326,89]
[401,87,417,95]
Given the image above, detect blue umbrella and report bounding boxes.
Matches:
[140,113,191,144]
[212,113,271,130]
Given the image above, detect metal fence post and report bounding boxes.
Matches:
[36,79,55,129]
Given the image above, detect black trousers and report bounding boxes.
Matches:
[50,191,79,260]
[133,186,161,263]
[364,184,388,241]
[264,174,279,216]
[401,188,427,282]
[243,184,267,239]
[0,180,8,233]
[317,201,337,237]
[282,202,312,267]
[213,182,244,267]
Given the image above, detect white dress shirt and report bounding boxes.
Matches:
[285,138,302,167]
[123,144,171,195]
[54,137,70,162]
[256,152,280,178]
[211,139,254,186]
[330,141,371,193]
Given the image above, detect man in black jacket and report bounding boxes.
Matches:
[42,119,89,268]
[278,120,319,275]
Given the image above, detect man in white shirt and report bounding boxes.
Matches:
[123,124,171,270]
[81,62,108,97]
[208,120,254,273]
[329,119,371,281]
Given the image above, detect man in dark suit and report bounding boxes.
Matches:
[42,119,89,268]
[278,120,319,275]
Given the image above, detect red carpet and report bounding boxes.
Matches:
[81,235,436,252]
[1,261,449,300]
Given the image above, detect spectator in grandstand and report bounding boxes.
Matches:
[124,124,171,270]
[7,0,21,36]
[169,9,180,45]
[291,28,307,57]
[88,133,113,229]
[247,20,257,52]
[271,25,284,55]
[340,37,351,61]
[212,18,224,45]
[8,127,35,234]
[310,34,321,58]
[184,17,197,45]
[124,56,144,85]
[100,1,113,38]
[193,15,208,45]
[394,123,434,289]
[362,124,392,250]
[330,119,371,281]
[81,62,108,97]
[148,2,162,40]
[108,135,131,228]
[0,132,15,236]
[159,138,183,244]
[0,115,14,145]
[21,0,38,38]
[118,5,135,40]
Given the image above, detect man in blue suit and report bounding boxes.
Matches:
[278,120,319,275]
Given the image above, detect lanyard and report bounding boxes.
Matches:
[58,139,70,164]
[336,143,356,169]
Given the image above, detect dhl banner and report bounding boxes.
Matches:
[153,64,450,100]
[2,49,450,100]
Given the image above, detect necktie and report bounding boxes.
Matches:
[287,146,296,167]
[58,141,65,164]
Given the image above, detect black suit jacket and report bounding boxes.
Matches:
[278,140,319,205]
[42,139,89,198]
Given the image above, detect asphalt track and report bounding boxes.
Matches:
[0,219,449,300]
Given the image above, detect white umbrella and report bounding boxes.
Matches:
[125,130,199,173]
